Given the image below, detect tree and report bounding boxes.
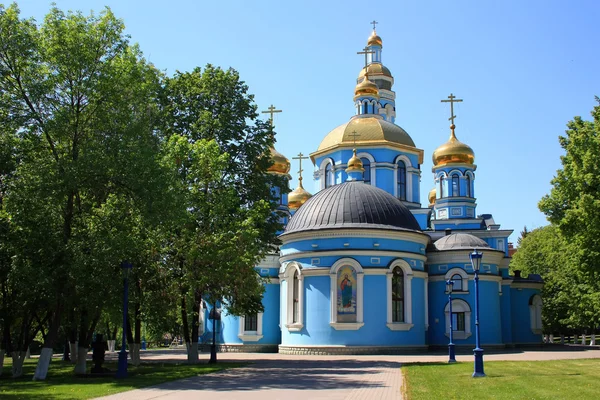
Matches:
[161,66,286,363]
[0,4,166,379]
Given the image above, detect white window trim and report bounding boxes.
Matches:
[530,294,543,335]
[319,158,335,190]
[330,258,364,330]
[445,299,472,340]
[199,301,206,336]
[238,313,263,342]
[386,259,414,331]
[436,171,448,199]
[356,152,376,186]
[284,262,304,331]
[393,155,413,201]
[445,268,469,294]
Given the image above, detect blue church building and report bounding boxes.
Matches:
[206,28,543,354]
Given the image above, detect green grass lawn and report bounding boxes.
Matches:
[403,359,600,400]
[0,358,240,399]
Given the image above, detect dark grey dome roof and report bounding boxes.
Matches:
[434,233,489,251]
[283,181,421,235]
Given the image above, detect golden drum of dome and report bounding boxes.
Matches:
[358,63,392,79]
[432,126,475,167]
[288,180,312,210]
[267,146,291,175]
[428,187,436,208]
[354,77,380,99]
[368,31,382,46]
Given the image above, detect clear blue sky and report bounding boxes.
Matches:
[14,0,600,243]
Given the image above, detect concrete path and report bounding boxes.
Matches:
[97,347,600,400]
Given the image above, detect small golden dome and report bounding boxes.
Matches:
[354,76,379,100]
[267,146,291,175]
[432,125,475,167]
[288,179,312,210]
[428,187,436,207]
[358,63,392,79]
[346,149,365,174]
[368,30,382,47]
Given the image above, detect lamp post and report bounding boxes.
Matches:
[470,248,485,378]
[208,305,221,364]
[446,279,456,363]
[116,261,132,379]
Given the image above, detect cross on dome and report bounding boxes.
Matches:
[440,93,463,126]
[261,104,282,127]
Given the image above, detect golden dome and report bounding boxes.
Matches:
[358,63,392,79]
[346,149,365,174]
[267,146,291,175]
[354,76,379,100]
[288,178,312,210]
[432,125,475,167]
[428,187,436,207]
[368,30,382,47]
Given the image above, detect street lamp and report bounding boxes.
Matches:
[116,261,132,379]
[470,248,485,378]
[446,279,456,363]
[208,304,221,364]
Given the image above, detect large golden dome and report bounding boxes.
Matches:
[368,30,382,47]
[432,125,475,167]
[288,179,312,210]
[428,187,436,207]
[358,63,392,79]
[267,146,291,175]
[354,76,379,100]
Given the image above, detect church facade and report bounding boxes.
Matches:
[204,28,543,354]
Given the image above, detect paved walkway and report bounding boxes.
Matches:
[97,347,600,400]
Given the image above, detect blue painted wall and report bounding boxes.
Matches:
[510,287,543,344]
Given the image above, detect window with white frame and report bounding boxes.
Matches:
[529,294,543,334]
[445,299,472,339]
[361,158,371,184]
[466,175,472,197]
[386,260,413,331]
[397,160,406,200]
[451,274,463,291]
[325,162,333,188]
[445,268,468,292]
[238,312,263,342]
[285,263,304,331]
[451,174,460,197]
[439,175,445,198]
[330,258,364,330]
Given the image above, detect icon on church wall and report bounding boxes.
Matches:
[337,266,357,317]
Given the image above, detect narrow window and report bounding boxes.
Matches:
[292,270,300,324]
[392,267,404,322]
[244,313,258,332]
[466,175,472,197]
[325,162,333,188]
[452,174,460,197]
[397,160,406,200]
[361,158,371,184]
[440,175,445,198]
[453,312,466,332]
[451,274,463,291]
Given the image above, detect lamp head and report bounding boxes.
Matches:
[121,261,133,270]
[446,280,454,293]
[469,248,483,272]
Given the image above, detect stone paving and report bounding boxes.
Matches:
[97,346,600,400]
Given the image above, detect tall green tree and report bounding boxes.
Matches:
[161,66,286,363]
[0,4,166,379]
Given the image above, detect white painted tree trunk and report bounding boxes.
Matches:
[574,334,579,344]
[549,334,554,343]
[590,334,596,345]
[11,351,26,378]
[581,334,586,345]
[69,342,78,364]
[25,347,31,359]
[127,342,134,361]
[560,334,565,344]
[74,346,88,375]
[108,340,116,352]
[131,343,141,366]
[187,342,199,364]
[544,334,549,343]
[32,347,53,381]
[0,349,5,377]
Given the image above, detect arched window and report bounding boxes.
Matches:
[466,175,472,197]
[325,162,333,188]
[530,295,543,334]
[452,174,460,197]
[361,158,371,184]
[451,274,463,291]
[392,267,404,322]
[330,258,364,330]
[440,175,445,198]
[292,270,300,324]
[397,160,406,200]
[445,299,472,340]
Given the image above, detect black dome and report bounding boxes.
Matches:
[434,233,490,251]
[283,181,421,235]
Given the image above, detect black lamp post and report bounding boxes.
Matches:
[470,248,485,378]
[116,261,132,379]
[446,279,456,363]
[208,305,221,364]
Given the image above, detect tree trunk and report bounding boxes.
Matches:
[581,333,586,345]
[187,289,202,364]
[549,334,554,343]
[74,347,88,374]
[0,349,5,377]
[590,333,596,346]
[108,340,115,352]
[180,289,190,345]
[574,334,579,344]
[33,303,62,381]
[11,351,26,378]
[133,287,141,366]
[69,342,78,363]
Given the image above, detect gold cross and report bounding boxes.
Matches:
[292,152,309,181]
[370,20,378,30]
[261,104,282,127]
[441,93,463,125]
[348,130,361,147]
[357,46,375,70]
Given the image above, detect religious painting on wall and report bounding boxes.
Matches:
[337,265,357,322]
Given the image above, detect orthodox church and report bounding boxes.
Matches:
[203,28,543,354]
